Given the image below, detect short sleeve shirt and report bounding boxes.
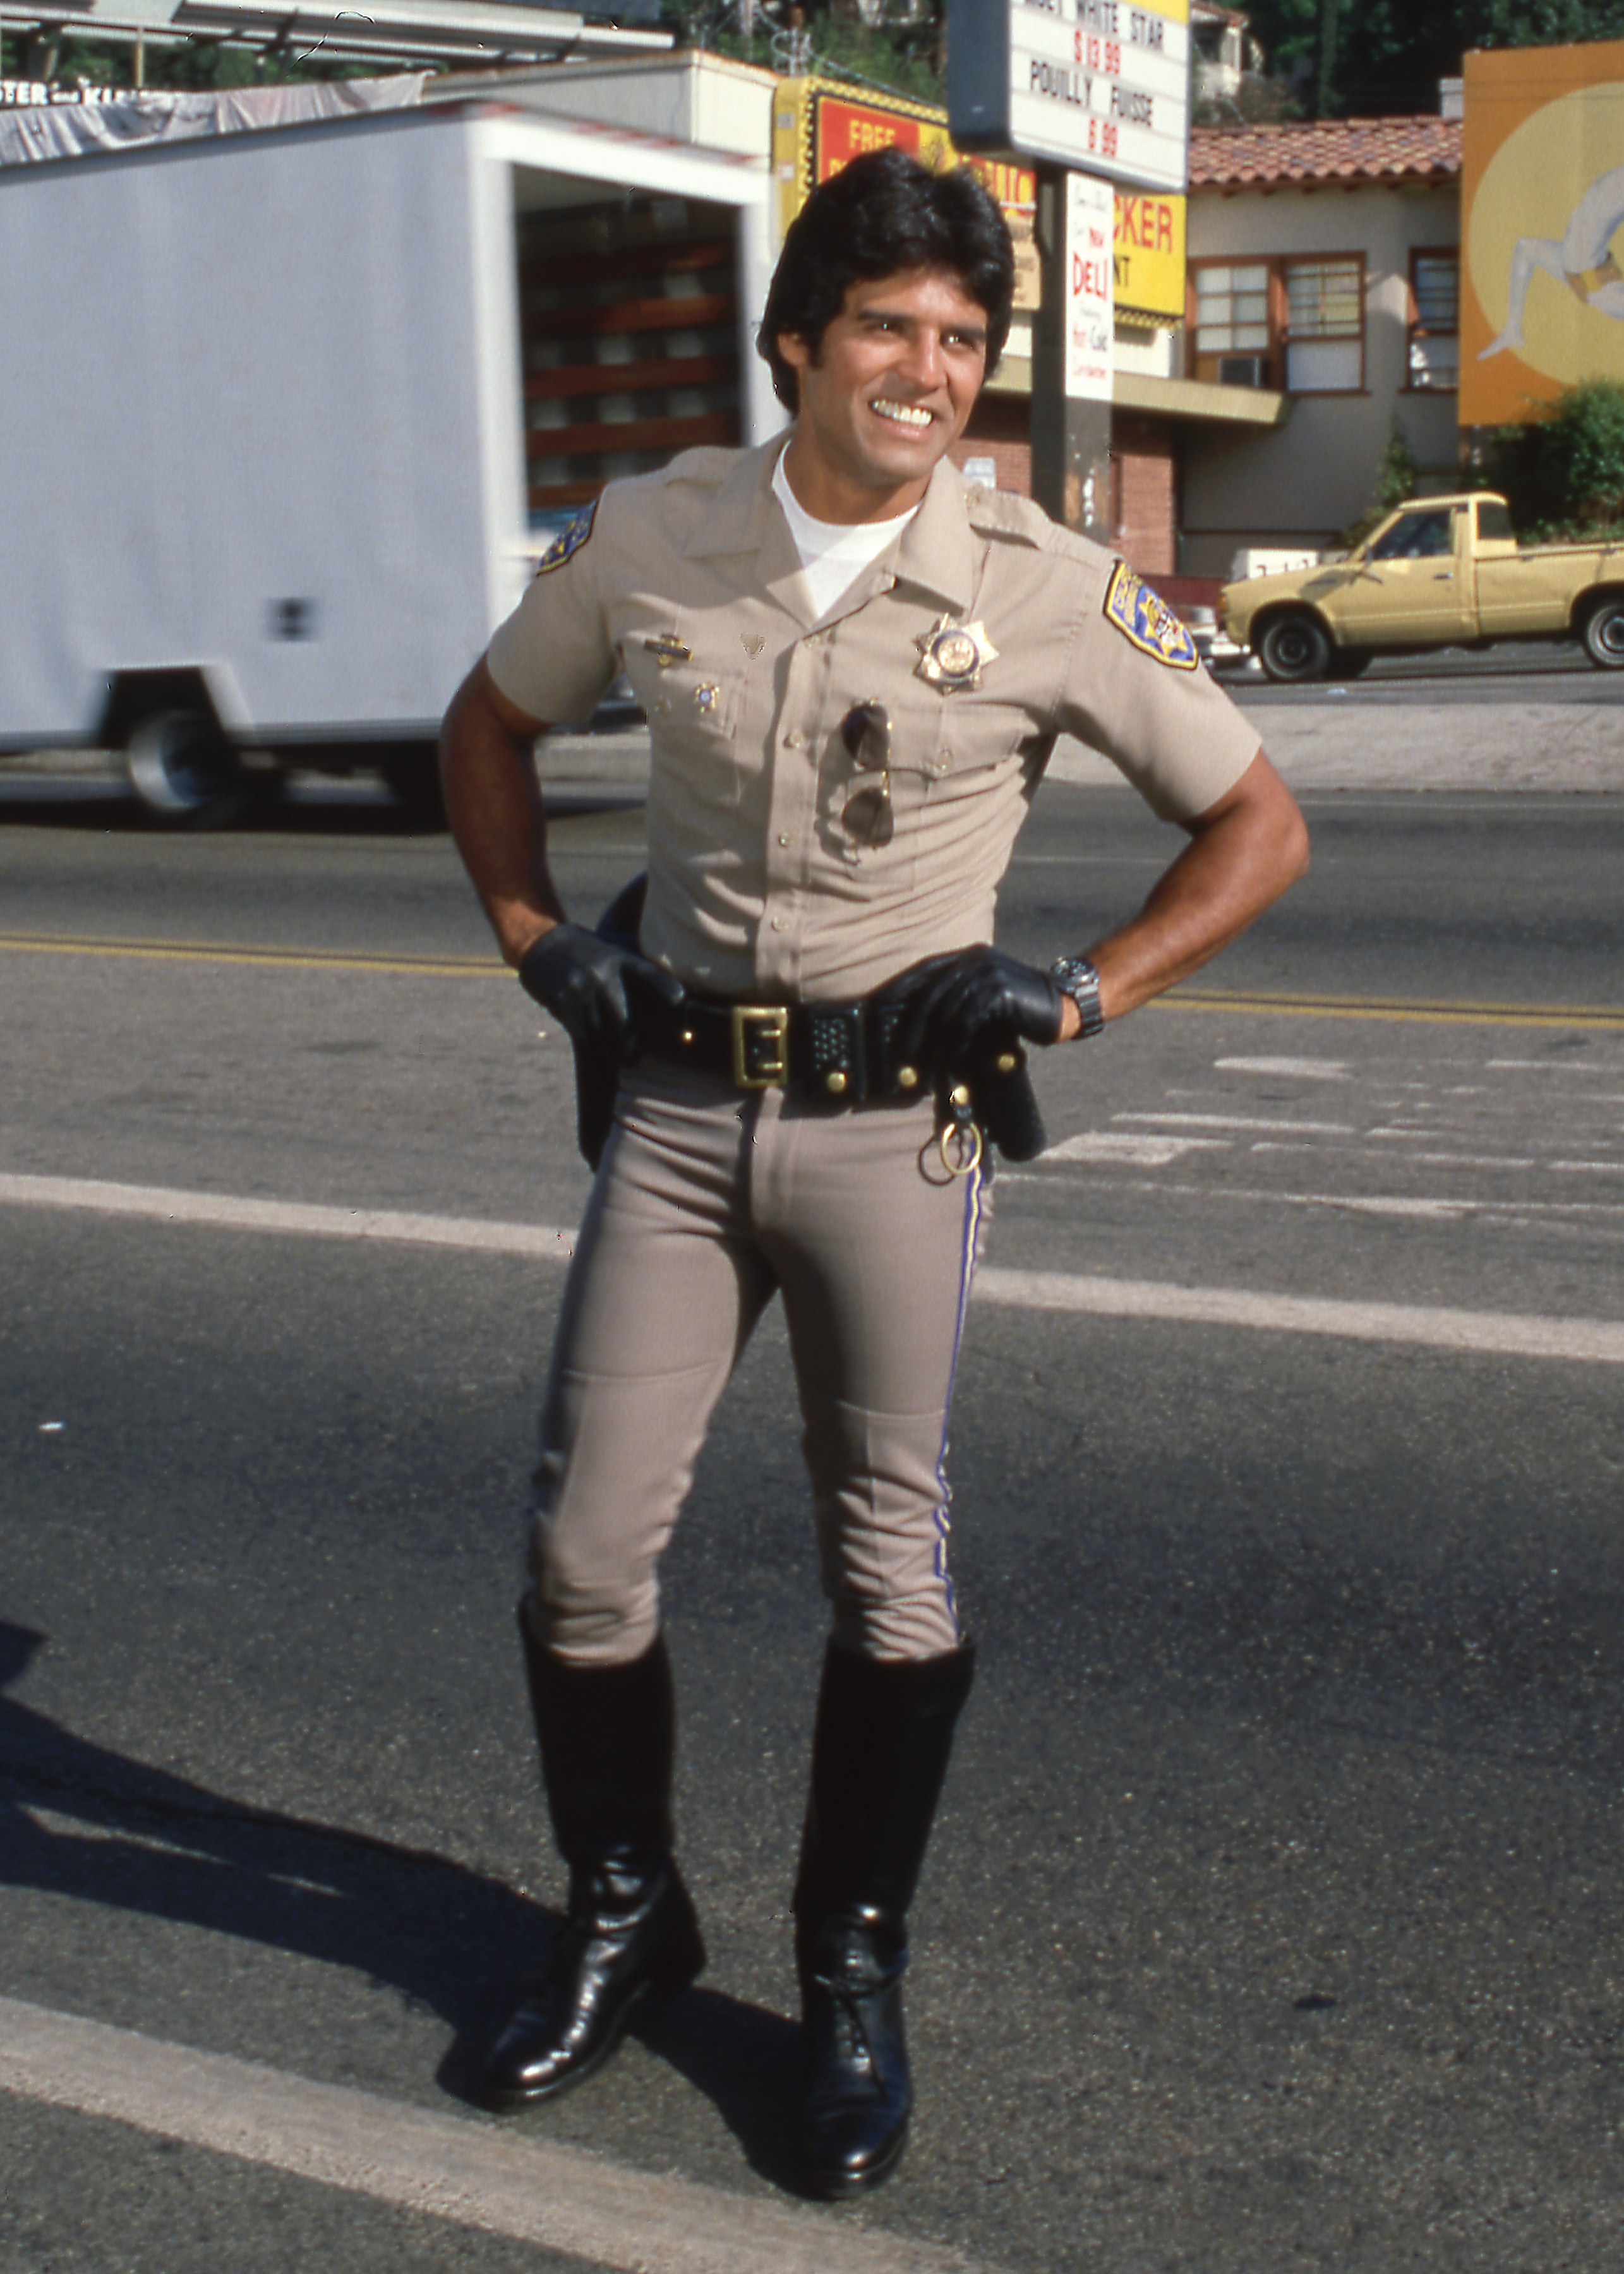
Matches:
[487,442,1261,1002]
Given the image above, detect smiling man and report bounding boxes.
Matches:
[439,148,1307,2199]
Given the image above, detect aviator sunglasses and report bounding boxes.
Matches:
[839,701,893,849]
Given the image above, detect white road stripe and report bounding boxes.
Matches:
[4,1171,1621,1365]
[1213,1057,1351,1080]
[973,1268,1624,1365]
[0,1997,986,2274]
[1112,1111,1354,1134]
[0,1172,580,1262]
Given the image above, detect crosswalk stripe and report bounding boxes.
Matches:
[4,1172,1620,1365]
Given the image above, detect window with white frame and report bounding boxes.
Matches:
[1193,263,1270,365]
[1283,256,1363,390]
[1190,255,1366,393]
[1408,250,1459,390]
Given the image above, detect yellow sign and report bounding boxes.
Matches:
[1114,188,1186,325]
[1463,42,1624,424]
[772,80,1185,325]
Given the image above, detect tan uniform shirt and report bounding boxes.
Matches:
[488,440,1261,1002]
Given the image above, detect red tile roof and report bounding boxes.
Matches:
[1189,116,1462,188]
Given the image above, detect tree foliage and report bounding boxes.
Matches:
[34,31,371,87]
[1239,0,1624,117]
[660,0,944,103]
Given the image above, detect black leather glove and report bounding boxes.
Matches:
[516,922,685,1057]
[889,945,1064,1074]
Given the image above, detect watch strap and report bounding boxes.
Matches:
[1049,954,1105,1040]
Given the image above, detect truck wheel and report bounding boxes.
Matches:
[126,708,258,828]
[379,748,446,827]
[1256,611,1332,683]
[1581,596,1624,668]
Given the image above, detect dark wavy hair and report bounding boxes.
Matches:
[757,147,1016,412]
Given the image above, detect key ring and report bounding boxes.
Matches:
[937,1084,983,1179]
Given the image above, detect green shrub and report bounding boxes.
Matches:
[1491,380,1624,538]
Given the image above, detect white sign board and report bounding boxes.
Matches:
[1064,171,1114,398]
[947,0,1191,196]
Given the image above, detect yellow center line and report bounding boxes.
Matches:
[2,934,1621,1030]
[1156,992,1624,1031]
[0,934,499,978]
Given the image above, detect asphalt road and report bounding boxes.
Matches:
[3,782,1623,2273]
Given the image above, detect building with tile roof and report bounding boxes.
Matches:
[1190,115,1462,190]
[1179,112,1464,579]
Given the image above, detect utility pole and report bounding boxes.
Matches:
[1030,164,1113,542]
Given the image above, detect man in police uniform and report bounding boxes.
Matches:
[438,148,1308,2198]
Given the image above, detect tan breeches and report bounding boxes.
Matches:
[527,1060,993,1666]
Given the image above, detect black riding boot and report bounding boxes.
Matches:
[793,1639,977,2198]
[479,1614,706,2113]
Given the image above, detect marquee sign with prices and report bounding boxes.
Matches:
[946,0,1191,198]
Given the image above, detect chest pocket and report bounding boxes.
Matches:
[620,626,748,817]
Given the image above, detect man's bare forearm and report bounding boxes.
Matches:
[438,659,566,967]
[1059,749,1308,1037]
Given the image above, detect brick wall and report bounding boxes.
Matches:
[1110,414,1176,577]
[949,402,1179,581]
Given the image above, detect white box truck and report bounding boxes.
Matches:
[0,97,776,821]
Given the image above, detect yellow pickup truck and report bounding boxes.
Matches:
[1220,492,1624,681]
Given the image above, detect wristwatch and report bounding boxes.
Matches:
[1049,954,1105,1040]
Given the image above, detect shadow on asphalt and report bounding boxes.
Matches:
[0,1621,802,2187]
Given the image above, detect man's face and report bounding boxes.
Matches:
[777,265,990,521]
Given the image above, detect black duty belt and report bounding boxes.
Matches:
[637,990,941,1105]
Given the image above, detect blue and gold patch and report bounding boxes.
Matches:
[1103,560,1199,671]
[534,500,598,577]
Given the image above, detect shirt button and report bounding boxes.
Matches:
[785,730,806,749]
[770,917,788,932]
[776,832,791,847]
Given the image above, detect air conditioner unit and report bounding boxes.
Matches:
[1218,354,1268,388]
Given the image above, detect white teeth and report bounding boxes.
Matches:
[871,399,932,429]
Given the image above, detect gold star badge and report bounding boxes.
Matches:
[915,616,998,692]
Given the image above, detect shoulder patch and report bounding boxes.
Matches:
[1103,560,1199,670]
[534,500,598,578]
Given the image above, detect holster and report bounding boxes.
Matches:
[964,1054,1047,1163]
[572,874,650,1171]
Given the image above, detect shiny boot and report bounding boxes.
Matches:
[479,1616,706,2114]
[793,1639,977,2198]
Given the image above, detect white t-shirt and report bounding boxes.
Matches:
[771,446,920,619]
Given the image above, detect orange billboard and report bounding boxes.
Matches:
[1463,41,1624,424]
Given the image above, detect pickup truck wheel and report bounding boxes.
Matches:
[1581,596,1624,668]
[126,708,258,829]
[1256,611,1332,683]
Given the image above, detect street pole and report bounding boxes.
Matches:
[1030,162,1113,543]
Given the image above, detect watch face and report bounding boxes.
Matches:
[1052,958,1104,1033]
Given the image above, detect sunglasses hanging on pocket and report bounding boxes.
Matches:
[839,701,893,850]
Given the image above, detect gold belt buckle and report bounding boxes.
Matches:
[731,1004,790,1088]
